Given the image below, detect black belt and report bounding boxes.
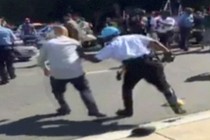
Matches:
[122,54,153,65]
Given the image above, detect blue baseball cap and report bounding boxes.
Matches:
[98,26,120,39]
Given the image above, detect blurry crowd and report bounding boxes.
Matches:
[102,7,208,51]
[0,6,210,51]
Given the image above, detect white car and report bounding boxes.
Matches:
[13,45,39,61]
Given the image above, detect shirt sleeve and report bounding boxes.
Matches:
[95,44,114,61]
[140,35,154,42]
[9,29,17,43]
[138,35,155,47]
[168,18,176,26]
[37,44,48,69]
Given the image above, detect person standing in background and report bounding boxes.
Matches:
[0,24,16,85]
[156,11,176,49]
[64,13,82,41]
[178,8,194,51]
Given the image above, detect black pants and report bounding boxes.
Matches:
[191,30,204,44]
[158,31,174,47]
[179,27,191,50]
[50,75,99,114]
[122,57,178,112]
[0,48,15,82]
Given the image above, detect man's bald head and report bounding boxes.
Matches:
[53,25,69,37]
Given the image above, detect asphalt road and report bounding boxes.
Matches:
[0,48,209,140]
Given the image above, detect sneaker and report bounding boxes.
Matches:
[56,107,71,116]
[0,81,9,85]
[88,112,106,118]
[183,48,189,51]
[10,75,16,80]
[116,109,133,117]
[171,105,186,114]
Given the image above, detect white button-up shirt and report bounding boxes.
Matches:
[96,35,153,62]
[156,17,176,33]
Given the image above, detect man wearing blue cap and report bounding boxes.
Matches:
[81,26,186,117]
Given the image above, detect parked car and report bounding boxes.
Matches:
[13,45,39,61]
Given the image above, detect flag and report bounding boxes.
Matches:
[178,3,183,15]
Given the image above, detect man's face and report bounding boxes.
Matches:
[25,19,30,24]
[64,16,70,22]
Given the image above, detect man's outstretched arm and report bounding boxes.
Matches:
[77,47,101,63]
[149,40,171,53]
[83,53,102,63]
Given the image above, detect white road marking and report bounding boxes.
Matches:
[76,110,210,140]
[86,69,114,75]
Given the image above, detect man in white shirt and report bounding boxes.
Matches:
[156,11,176,48]
[81,26,186,117]
[38,25,105,117]
[150,12,161,32]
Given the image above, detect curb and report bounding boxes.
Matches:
[76,110,210,140]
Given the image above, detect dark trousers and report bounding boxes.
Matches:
[0,48,15,82]
[179,27,191,50]
[122,57,178,112]
[191,30,204,44]
[158,31,174,47]
[50,75,99,114]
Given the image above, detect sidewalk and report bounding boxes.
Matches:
[78,111,210,140]
[121,118,210,140]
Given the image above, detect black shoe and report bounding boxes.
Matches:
[56,107,71,116]
[171,105,186,115]
[183,48,189,51]
[116,109,133,117]
[116,71,122,81]
[0,81,9,85]
[10,75,16,80]
[88,112,106,118]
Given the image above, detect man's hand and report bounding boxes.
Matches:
[162,52,175,63]
[43,68,50,77]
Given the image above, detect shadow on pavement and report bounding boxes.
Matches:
[185,73,210,82]
[15,64,37,69]
[109,66,122,70]
[0,113,134,137]
[0,119,9,124]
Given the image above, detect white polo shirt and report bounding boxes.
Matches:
[156,17,176,33]
[38,36,84,79]
[96,35,153,62]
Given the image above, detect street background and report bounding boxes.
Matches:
[0,48,209,140]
